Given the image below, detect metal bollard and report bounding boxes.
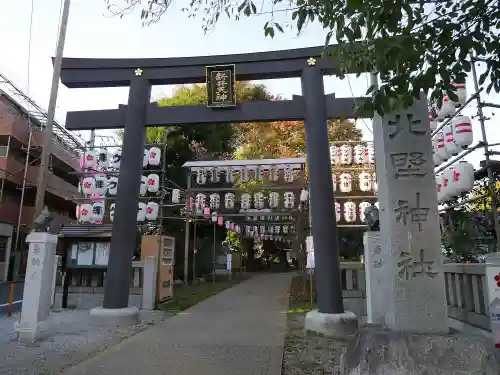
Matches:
[7,282,15,317]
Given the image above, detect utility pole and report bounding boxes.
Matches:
[34,0,72,216]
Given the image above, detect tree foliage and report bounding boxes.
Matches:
[105,0,500,114]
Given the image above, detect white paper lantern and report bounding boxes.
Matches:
[107,176,119,196]
[339,144,353,165]
[284,192,295,209]
[137,202,147,222]
[284,164,294,182]
[367,143,375,164]
[269,166,279,182]
[452,81,467,105]
[335,202,341,222]
[170,189,180,203]
[300,189,309,202]
[92,201,105,222]
[75,205,80,220]
[209,193,220,209]
[147,174,160,193]
[230,168,238,183]
[429,112,438,132]
[344,201,357,223]
[148,147,161,166]
[339,173,352,193]
[142,149,150,167]
[434,131,449,161]
[359,201,371,223]
[436,174,444,203]
[83,150,97,169]
[254,192,265,209]
[358,172,372,192]
[146,202,159,220]
[436,95,456,119]
[139,175,148,196]
[210,168,221,183]
[282,225,289,234]
[79,204,92,223]
[94,174,107,197]
[225,220,231,229]
[110,149,122,169]
[354,145,365,164]
[240,167,250,182]
[269,192,280,208]
[442,168,455,201]
[82,177,96,195]
[432,138,443,167]
[97,149,110,170]
[225,193,235,209]
[452,161,474,195]
[195,193,206,212]
[375,201,380,209]
[109,203,115,222]
[452,115,473,149]
[241,193,251,210]
[196,169,207,185]
[77,181,83,194]
[444,123,461,156]
[330,145,340,164]
[332,174,337,192]
[372,173,378,193]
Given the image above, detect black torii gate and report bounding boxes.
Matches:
[60,45,368,315]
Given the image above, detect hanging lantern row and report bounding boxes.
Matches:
[334,201,373,223]
[432,115,473,166]
[193,164,299,185]
[80,147,162,171]
[79,174,160,197]
[245,215,293,221]
[429,82,467,123]
[77,201,160,223]
[334,172,378,193]
[173,190,309,210]
[330,143,375,165]
[243,224,294,236]
[436,161,475,204]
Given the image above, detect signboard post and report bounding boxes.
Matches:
[485,253,500,350]
[206,65,236,108]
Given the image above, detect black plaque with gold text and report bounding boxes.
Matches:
[206,64,236,108]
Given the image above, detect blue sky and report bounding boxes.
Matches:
[0,0,499,168]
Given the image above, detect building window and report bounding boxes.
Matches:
[0,146,8,157]
[0,237,8,263]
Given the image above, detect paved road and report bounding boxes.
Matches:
[62,273,293,375]
[0,282,24,315]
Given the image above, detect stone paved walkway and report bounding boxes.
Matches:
[62,273,293,375]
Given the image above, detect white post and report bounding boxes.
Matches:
[51,255,61,308]
[363,232,385,325]
[141,256,158,310]
[485,253,500,350]
[14,232,58,343]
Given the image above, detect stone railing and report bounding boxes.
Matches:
[443,263,490,330]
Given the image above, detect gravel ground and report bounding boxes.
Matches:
[0,309,166,375]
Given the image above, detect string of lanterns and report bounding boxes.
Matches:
[80,147,162,170]
[193,164,300,184]
[334,201,374,223]
[77,201,160,223]
[334,172,377,193]
[435,161,475,204]
[330,143,375,165]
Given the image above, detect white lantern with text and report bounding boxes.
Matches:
[452,161,474,195]
[92,201,105,222]
[444,123,462,156]
[196,169,207,185]
[452,115,473,149]
[359,201,371,223]
[79,204,92,223]
[284,192,295,209]
[142,149,149,167]
[147,174,160,193]
[107,176,118,196]
[146,202,159,221]
[109,203,115,222]
[97,150,110,170]
[339,173,352,193]
[436,174,444,203]
[94,174,107,197]
[329,145,340,164]
[269,166,279,182]
[332,174,337,192]
[339,144,353,165]
[284,164,294,182]
[209,193,220,210]
[110,149,122,169]
[172,189,180,203]
[358,172,372,192]
[269,192,279,208]
[354,145,365,164]
[299,189,309,202]
[240,167,250,182]
[335,202,341,222]
[195,193,206,213]
[437,95,456,119]
[140,175,148,196]
[137,202,147,222]
[435,131,449,161]
[225,193,235,209]
[442,168,455,201]
[83,150,97,170]
[344,201,357,223]
[372,173,378,193]
[148,147,161,166]
[254,192,265,209]
[210,168,221,183]
[241,193,251,210]
[81,177,95,195]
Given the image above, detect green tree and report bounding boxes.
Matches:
[106,0,500,114]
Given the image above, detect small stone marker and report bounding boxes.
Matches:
[363,231,385,325]
[372,92,448,333]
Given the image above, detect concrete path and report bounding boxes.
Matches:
[62,273,293,375]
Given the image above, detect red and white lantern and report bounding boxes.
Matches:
[79,204,92,223]
[436,174,444,203]
[452,161,474,195]
[147,173,160,193]
[146,202,159,221]
[137,202,147,222]
[148,147,161,166]
[452,115,473,149]
[442,168,455,201]
[335,202,341,222]
[358,172,372,192]
[437,95,456,120]
[81,177,95,195]
[452,81,467,105]
[83,150,97,169]
[434,131,449,161]
[142,149,149,168]
[444,123,461,156]
[432,138,443,166]
[343,201,357,223]
[339,173,352,193]
[359,201,371,223]
[140,175,148,196]
[339,144,353,165]
[354,145,365,164]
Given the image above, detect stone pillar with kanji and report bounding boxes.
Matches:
[372,92,448,333]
